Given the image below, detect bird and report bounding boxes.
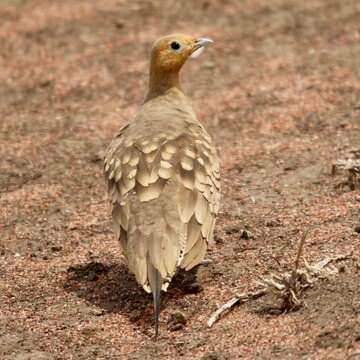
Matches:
[103,34,220,338]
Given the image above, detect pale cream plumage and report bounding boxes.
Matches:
[104,34,220,338]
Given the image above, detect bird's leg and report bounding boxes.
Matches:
[147,261,163,340]
[152,272,161,340]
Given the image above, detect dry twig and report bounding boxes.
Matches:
[207,289,267,328]
[207,231,351,327]
[333,159,360,190]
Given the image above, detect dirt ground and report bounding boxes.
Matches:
[1,0,360,359]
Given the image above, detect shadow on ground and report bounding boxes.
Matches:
[63,260,203,335]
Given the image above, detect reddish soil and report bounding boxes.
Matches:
[1,0,360,359]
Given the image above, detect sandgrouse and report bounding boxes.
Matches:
[104,34,220,338]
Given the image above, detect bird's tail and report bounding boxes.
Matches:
[147,261,163,340]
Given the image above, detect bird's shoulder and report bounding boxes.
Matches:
[104,91,220,210]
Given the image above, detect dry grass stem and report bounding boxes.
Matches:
[333,159,360,190]
[207,289,267,328]
[208,230,352,327]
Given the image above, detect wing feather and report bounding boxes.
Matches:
[105,119,220,291]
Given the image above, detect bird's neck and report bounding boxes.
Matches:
[145,69,182,101]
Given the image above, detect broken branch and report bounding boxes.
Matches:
[207,228,351,328]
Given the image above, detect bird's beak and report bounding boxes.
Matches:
[194,37,214,51]
[190,38,214,59]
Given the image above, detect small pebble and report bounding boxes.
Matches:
[167,312,186,331]
[90,308,105,316]
[214,233,223,244]
[51,245,62,252]
[240,229,253,240]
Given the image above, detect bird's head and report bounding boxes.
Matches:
[150,33,213,73]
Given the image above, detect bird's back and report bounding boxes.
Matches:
[104,88,220,292]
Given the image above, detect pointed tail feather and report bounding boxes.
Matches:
[147,261,163,339]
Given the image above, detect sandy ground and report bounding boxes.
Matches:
[1,0,360,359]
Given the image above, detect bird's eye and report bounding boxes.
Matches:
[170,41,181,51]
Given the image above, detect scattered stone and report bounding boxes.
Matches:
[203,61,215,69]
[283,164,297,171]
[90,150,105,163]
[114,20,124,29]
[354,225,360,234]
[82,327,96,335]
[265,219,282,227]
[68,223,78,230]
[167,312,186,331]
[51,245,62,252]
[90,308,105,316]
[214,233,223,244]
[240,229,253,240]
[230,164,243,173]
[39,79,53,88]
